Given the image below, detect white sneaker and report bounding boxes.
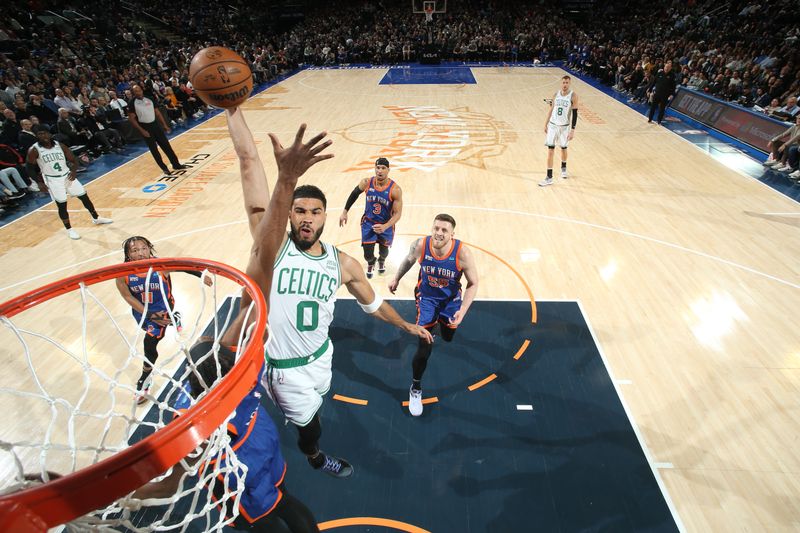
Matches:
[409,387,423,417]
[561,168,568,179]
[538,177,554,187]
[788,169,800,179]
[765,160,781,167]
[28,182,40,192]
[92,217,113,225]
[67,228,81,240]
[777,164,792,172]
[136,386,150,405]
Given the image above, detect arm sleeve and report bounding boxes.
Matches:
[571,109,578,129]
[344,186,362,211]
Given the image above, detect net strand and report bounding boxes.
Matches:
[0,263,259,531]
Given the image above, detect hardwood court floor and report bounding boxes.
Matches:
[1,66,799,531]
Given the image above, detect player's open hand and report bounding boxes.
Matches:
[408,324,433,344]
[269,124,333,182]
[449,309,466,327]
[372,223,386,234]
[388,279,399,294]
[339,211,348,227]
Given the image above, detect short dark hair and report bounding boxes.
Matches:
[187,340,236,398]
[293,184,327,209]
[434,213,456,228]
[562,75,571,80]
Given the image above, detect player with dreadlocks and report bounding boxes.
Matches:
[115,236,210,404]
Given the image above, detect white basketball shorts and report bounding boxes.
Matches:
[261,345,333,427]
[45,175,86,203]
[545,123,570,149]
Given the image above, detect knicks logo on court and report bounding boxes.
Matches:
[343,105,516,173]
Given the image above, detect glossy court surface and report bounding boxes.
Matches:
[1,64,799,531]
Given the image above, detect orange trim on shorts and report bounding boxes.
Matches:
[438,317,457,329]
[239,489,284,523]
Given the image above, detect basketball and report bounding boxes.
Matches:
[189,47,252,108]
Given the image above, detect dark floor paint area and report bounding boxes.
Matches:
[379,66,477,85]
[120,299,676,531]
[268,300,677,533]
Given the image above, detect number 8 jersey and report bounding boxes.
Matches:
[266,236,342,361]
[549,90,573,126]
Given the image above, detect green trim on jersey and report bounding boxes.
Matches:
[266,337,330,368]
[298,245,328,261]
[274,235,291,267]
[333,246,342,288]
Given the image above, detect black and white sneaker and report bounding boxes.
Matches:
[312,452,353,478]
[366,263,374,279]
[377,261,386,275]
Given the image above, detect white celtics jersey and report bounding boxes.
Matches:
[549,90,573,126]
[265,236,342,360]
[33,141,70,179]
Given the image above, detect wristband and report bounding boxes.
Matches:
[358,293,383,314]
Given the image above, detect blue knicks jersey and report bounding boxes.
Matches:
[363,177,395,224]
[127,271,173,318]
[416,236,463,301]
[175,365,287,522]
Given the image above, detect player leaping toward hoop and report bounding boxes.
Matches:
[132,109,333,532]
[228,111,431,479]
[539,75,579,187]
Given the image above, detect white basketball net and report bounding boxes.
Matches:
[0,266,259,531]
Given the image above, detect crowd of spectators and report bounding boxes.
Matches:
[1,0,799,216]
[565,1,799,118]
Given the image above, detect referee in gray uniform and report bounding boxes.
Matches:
[127,84,186,175]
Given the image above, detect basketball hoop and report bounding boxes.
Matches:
[424,5,434,22]
[0,258,267,531]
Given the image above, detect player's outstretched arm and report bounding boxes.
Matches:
[388,238,422,294]
[224,124,333,346]
[339,177,368,227]
[225,107,270,239]
[341,251,432,344]
[449,245,479,327]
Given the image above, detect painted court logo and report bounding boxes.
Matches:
[344,105,516,173]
